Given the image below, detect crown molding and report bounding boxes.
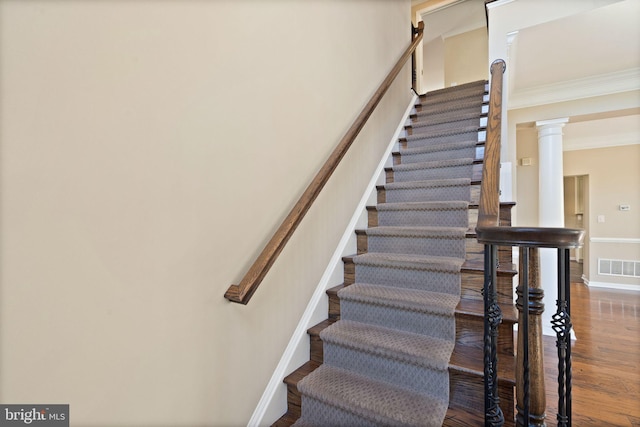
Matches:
[509,68,640,110]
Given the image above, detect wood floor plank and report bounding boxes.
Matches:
[533,278,640,427]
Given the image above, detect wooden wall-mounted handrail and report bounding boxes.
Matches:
[476,59,505,229]
[225,22,424,304]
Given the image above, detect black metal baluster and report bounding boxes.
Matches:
[484,243,504,426]
[563,248,572,426]
[552,248,573,427]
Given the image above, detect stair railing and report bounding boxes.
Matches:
[225,22,424,304]
[477,60,585,426]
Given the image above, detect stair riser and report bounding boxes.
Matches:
[414,103,488,121]
[420,84,486,99]
[394,146,481,164]
[417,89,488,107]
[350,264,461,294]
[411,109,484,127]
[357,234,466,258]
[377,184,478,205]
[310,334,323,364]
[386,163,483,183]
[322,343,450,397]
[459,272,517,305]
[368,209,468,228]
[405,130,481,146]
[407,118,484,136]
[466,240,513,266]
[456,313,516,355]
[392,164,475,183]
[448,370,515,424]
[415,99,486,116]
[285,383,303,419]
[340,299,456,340]
[298,397,376,427]
[421,80,487,97]
[367,206,478,230]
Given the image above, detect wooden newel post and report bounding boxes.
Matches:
[516,247,547,426]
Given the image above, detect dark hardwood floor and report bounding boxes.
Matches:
[534,265,640,426]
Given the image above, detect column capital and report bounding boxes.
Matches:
[536,118,569,139]
[535,117,569,129]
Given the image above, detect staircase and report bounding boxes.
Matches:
[273,80,517,426]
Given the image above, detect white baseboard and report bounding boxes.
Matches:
[248,93,418,427]
[585,280,640,292]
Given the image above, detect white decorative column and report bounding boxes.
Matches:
[536,118,569,336]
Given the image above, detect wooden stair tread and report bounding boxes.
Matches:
[283,360,321,386]
[271,411,298,427]
[457,297,518,323]
[307,318,335,335]
[443,404,485,426]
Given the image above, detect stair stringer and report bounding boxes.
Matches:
[247,93,418,427]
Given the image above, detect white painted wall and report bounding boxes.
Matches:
[0,1,412,425]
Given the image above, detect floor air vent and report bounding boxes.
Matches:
[598,258,640,278]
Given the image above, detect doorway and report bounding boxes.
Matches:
[564,174,589,283]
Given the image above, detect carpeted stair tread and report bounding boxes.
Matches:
[352,252,464,273]
[296,364,448,426]
[376,200,469,212]
[418,87,487,106]
[382,178,471,190]
[411,108,484,126]
[320,320,454,371]
[420,80,486,97]
[339,283,460,315]
[396,141,480,165]
[362,226,467,238]
[372,203,469,229]
[399,139,479,156]
[405,124,480,141]
[409,117,482,134]
[393,157,474,172]
[378,180,473,203]
[418,82,487,99]
[415,95,486,112]
[416,98,485,114]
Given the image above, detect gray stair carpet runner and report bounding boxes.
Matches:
[294,80,487,427]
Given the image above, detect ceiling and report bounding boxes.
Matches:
[509,0,640,108]
[416,0,486,43]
